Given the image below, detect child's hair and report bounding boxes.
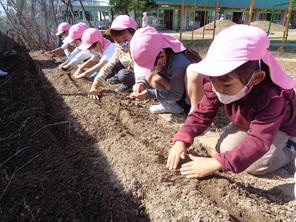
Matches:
[89,41,99,50]
[234,60,272,85]
[153,48,202,66]
[110,28,136,39]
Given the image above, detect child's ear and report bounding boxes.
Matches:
[159,51,167,58]
[96,42,102,50]
[250,70,265,86]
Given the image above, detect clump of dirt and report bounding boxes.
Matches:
[194,20,236,35]
[250,20,285,32]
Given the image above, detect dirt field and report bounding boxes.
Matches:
[0,35,296,221]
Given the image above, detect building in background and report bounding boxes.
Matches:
[54,0,295,30]
[56,0,111,28]
[149,0,295,30]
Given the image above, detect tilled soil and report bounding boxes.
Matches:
[0,42,295,221]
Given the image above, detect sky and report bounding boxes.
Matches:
[0,1,5,17]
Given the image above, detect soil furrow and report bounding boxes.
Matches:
[29,51,295,221]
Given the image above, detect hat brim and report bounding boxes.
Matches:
[189,59,246,77]
[110,26,128,31]
[78,43,92,50]
[134,62,153,79]
[56,31,63,36]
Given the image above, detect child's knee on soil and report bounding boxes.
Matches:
[216,124,293,175]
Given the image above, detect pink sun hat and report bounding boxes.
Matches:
[64,23,89,43]
[130,27,186,78]
[79,28,111,51]
[189,24,296,89]
[56,22,71,36]
[110,15,138,30]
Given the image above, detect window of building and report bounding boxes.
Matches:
[85,11,92,21]
[225,11,233,20]
[73,11,83,20]
[207,10,214,24]
[273,13,281,23]
[259,13,267,21]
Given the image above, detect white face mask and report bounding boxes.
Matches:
[90,49,101,57]
[213,84,253,104]
[213,73,257,104]
[213,61,261,104]
[116,41,129,53]
[69,41,77,47]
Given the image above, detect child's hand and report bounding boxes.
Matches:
[74,71,88,79]
[132,83,146,94]
[128,90,147,100]
[61,65,70,71]
[167,141,187,170]
[88,89,101,100]
[73,67,82,78]
[180,155,222,178]
[58,64,62,70]
[58,63,70,71]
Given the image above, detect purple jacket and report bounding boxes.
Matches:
[173,81,296,173]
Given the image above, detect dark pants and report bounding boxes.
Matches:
[176,92,191,114]
[117,68,135,87]
[104,62,125,80]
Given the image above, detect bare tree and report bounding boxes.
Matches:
[0,0,86,50]
[78,0,92,26]
[0,0,58,49]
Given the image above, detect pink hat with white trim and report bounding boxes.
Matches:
[130,27,186,78]
[111,15,138,30]
[64,23,89,43]
[79,28,103,50]
[79,28,111,51]
[189,24,296,89]
[56,22,71,36]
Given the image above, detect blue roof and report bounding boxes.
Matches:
[155,0,296,9]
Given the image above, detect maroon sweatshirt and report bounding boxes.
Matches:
[172,81,296,173]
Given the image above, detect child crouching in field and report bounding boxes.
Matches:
[43,22,75,57]
[58,23,92,71]
[72,27,117,81]
[88,15,137,98]
[167,25,296,178]
[129,27,204,114]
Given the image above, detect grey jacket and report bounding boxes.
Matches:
[138,52,192,102]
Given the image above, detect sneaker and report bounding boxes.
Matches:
[287,137,296,158]
[288,137,296,156]
[0,69,8,76]
[150,101,184,114]
[115,84,131,93]
[106,75,121,84]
